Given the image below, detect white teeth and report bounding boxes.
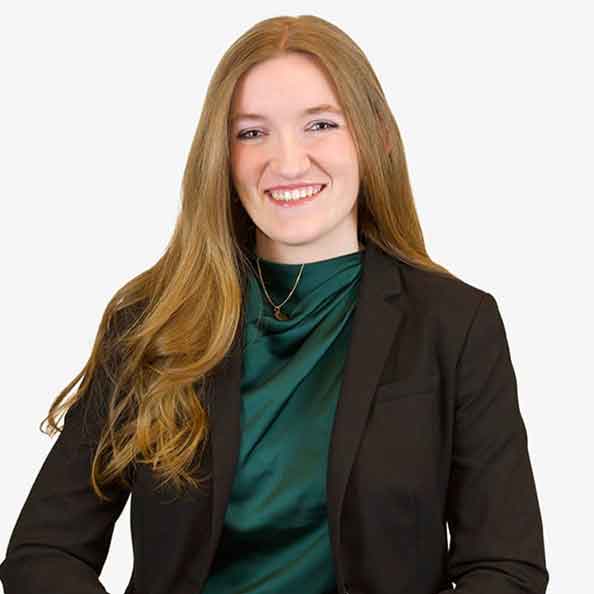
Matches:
[269,185,324,201]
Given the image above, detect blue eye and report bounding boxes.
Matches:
[236,120,338,140]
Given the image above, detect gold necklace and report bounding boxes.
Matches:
[256,256,304,321]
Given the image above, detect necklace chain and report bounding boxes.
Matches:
[256,256,304,321]
[254,243,364,320]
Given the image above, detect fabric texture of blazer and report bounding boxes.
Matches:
[0,240,549,594]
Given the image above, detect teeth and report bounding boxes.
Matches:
[269,185,324,201]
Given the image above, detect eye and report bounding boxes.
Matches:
[237,129,263,140]
[309,120,338,132]
[236,120,339,141]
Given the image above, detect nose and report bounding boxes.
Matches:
[269,134,311,177]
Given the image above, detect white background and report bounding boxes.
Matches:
[1,1,591,592]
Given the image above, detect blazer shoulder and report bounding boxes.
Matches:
[389,258,507,363]
[392,256,495,319]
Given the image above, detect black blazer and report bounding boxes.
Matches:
[0,241,549,594]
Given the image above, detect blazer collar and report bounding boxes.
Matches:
[204,240,404,583]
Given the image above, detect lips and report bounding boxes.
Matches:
[265,184,327,208]
[265,183,327,192]
[265,184,327,198]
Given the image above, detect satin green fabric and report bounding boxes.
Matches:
[201,248,364,594]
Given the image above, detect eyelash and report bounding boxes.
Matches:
[236,121,338,140]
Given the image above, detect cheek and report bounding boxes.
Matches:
[230,150,258,191]
[322,136,358,172]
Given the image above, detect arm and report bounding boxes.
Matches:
[438,292,549,594]
[0,322,133,593]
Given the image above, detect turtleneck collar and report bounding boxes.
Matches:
[244,246,365,327]
[250,247,364,302]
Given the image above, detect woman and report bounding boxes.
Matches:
[0,14,548,594]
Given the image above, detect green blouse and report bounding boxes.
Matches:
[201,248,364,594]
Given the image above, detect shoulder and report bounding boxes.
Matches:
[398,257,488,306]
[389,254,500,337]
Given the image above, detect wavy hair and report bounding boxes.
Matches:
[41,14,458,502]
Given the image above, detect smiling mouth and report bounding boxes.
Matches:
[265,184,327,206]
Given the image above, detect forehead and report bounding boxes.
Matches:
[230,53,340,122]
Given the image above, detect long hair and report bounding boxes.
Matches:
[41,14,458,502]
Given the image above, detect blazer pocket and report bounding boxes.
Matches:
[374,372,441,404]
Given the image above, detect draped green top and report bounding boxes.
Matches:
[201,247,364,594]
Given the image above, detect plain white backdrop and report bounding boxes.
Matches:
[1,1,591,592]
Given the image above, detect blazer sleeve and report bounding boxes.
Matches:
[0,330,132,593]
[438,292,549,594]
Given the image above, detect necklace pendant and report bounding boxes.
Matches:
[273,307,289,321]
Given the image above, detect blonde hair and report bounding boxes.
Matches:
[42,14,457,502]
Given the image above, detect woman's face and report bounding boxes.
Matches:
[229,52,361,263]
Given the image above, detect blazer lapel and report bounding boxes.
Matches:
[325,242,403,585]
[201,241,404,584]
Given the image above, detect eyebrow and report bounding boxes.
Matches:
[230,103,343,124]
